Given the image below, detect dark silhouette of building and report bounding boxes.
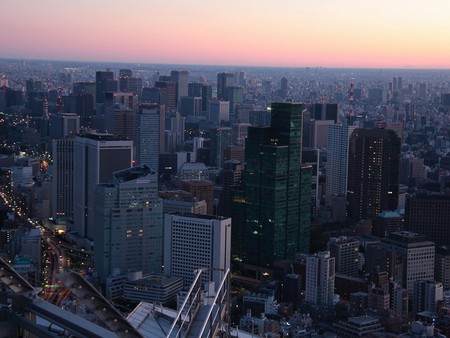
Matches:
[405,194,450,247]
[242,102,311,271]
[347,128,401,221]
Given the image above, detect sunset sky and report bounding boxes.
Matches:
[1,0,450,68]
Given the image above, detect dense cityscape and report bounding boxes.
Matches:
[1,58,450,337]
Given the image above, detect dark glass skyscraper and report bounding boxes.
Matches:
[242,102,311,271]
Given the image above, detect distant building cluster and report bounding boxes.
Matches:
[1,61,450,336]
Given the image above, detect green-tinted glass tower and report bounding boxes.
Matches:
[242,102,311,270]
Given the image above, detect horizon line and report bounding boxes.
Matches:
[1,57,450,72]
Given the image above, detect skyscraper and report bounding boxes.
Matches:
[155,81,177,112]
[95,70,115,111]
[52,138,74,220]
[136,104,165,175]
[217,72,235,100]
[164,213,231,289]
[209,127,232,167]
[347,128,401,221]
[242,102,311,270]
[73,133,133,238]
[170,70,189,104]
[93,165,163,282]
[326,124,357,197]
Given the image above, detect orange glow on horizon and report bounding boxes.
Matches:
[1,0,450,69]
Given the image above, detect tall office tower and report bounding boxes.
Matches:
[243,102,311,269]
[209,127,232,167]
[279,77,288,98]
[48,113,80,139]
[249,109,271,127]
[93,165,163,283]
[95,70,115,107]
[263,79,272,102]
[219,160,244,217]
[226,86,244,122]
[179,96,201,117]
[119,69,132,92]
[142,87,161,104]
[73,81,96,96]
[164,213,231,289]
[224,145,244,162]
[302,148,320,216]
[435,246,450,290]
[397,77,403,91]
[73,133,133,239]
[405,195,450,247]
[74,93,94,125]
[209,99,230,124]
[155,81,177,112]
[136,104,165,175]
[305,251,335,306]
[231,123,251,145]
[180,180,214,215]
[170,70,189,103]
[311,120,334,149]
[347,128,401,221]
[381,231,435,294]
[104,105,136,140]
[327,236,359,277]
[52,139,74,220]
[188,83,212,112]
[326,124,357,197]
[309,103,338,123]
[166,112,185,151]
[412,280,443,313]
[217,72,235,100]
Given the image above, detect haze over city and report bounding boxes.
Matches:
[2,0,450,68]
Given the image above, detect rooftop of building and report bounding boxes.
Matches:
[168,212,229,221]
[113,165,155,183]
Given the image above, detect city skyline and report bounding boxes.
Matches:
[1,1,450,69]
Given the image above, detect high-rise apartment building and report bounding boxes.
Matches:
[164,213,231,288]
[93,165,163,283]
[305,251,335,306]
[136,104,165,174]
[52,138,74,220]
[73,133,133,238]
[242,102,311,269]
[347,128,401,221]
